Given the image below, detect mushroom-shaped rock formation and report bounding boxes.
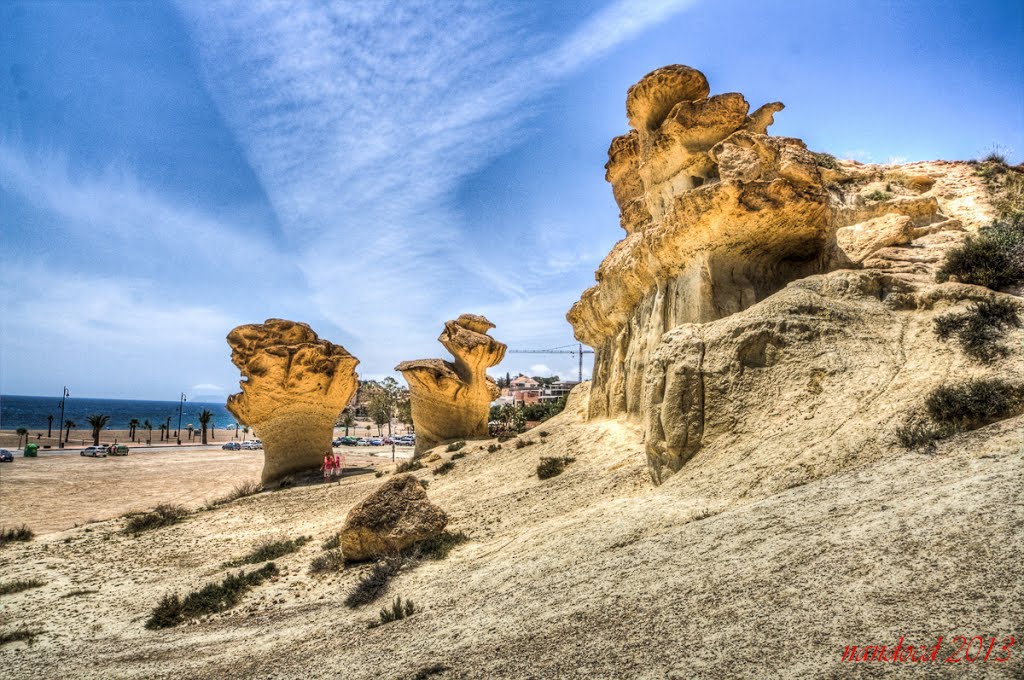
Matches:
[569,65,961,484]
[226,319,359,484]
[396,314,506,455]
[568,65,832,421]
[340,474,448,562]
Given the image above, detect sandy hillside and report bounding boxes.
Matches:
[0,383,1021,679]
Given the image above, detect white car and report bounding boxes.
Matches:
[241,441,259,450]
[80,446,107,458]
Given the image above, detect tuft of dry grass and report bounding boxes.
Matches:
[0,578,45,596]
[123,504,189,534]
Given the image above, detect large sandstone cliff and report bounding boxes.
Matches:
[568,65,1018,484]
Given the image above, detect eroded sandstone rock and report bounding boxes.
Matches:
[569,65,832,419]
[226,319,359,484]
[396,314,506,455]
[340,474,448,562]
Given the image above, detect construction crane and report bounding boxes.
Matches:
[507,343,594,383]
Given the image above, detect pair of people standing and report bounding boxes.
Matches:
[321,451,345,482]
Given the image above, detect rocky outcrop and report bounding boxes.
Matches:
[568,65,991,483]
[340,474,448,562]
[226,319,359,484]
[396,314,506,455]
[643,270,1023,485]
[568,65,833,419]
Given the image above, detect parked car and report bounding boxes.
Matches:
[80,446,107,458]
[340,436,359,446]
[108,444,129,456]
[356,438,370,446]
[0,449,13,463]
[251,439,263,449]
[222,442,241,450]
[332,438,343,446]
[240,441,259,450]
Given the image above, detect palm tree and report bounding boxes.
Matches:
[64,420,76,443]
[187,424,194,441]
[87,414,110,446]
[47,415,54,439]
[242,425,249,442]
[16,427,28,448]
[128,419,140,442]
[158,423,168,441]
[143,419,152,444]
[198,409,213,445]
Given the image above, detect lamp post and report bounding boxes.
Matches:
[176,392,186,445]
[57,386,69,448]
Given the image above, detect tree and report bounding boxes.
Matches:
[490,403,525,436]
[397,397,413,433]
[47,415,54,439]
[187,424,194,441]
[198,410,213,445]
[128,419,140,442]
[337,410,355,436]
[370,377,402,437]
[16,427,28,448]
[143,419,152,444]
[241,425,249,442]
[159,423,168,441]
[87,414,111,446]
[64,420,76,443]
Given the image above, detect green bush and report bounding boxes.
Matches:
[146,563,278,629]
[0,578,45,596]
[396,460,424,473]
[404,530,470,561]
[432,461,455,476]
[450,452,466,460]
[445,441,465,452]
[487,444,500,453]
[864,190,892,201]
[369,596,415,628]
[893,417,948,452]
[208,480,263,508]
[124,503,188,534]
[934,298,1021,361]
[537,456,576,480]
[345,558,402,608]
[925,379,1023,431]
[0,525,34,546]
[224,536,309,568]
[321,534,341,551]
[811,151,840,170]
[939,164,1024,289]
[308,549,345,575]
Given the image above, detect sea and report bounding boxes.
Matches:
[0,395,237,431]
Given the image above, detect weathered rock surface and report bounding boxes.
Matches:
[226,319,359,484]
[568,65,974,429]
[569,65,833,419]
[340,474,448,561]
[644,269,1022,484]
[396,314,506,455]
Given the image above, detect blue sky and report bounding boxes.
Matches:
[1,0,1021,401]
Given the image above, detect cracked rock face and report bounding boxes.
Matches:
[568,65,832,422]
[226,319,359,484]
[396,314,506,455]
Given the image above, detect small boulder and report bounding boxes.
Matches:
[340,474,448,562]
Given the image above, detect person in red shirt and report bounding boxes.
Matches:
[334,449,345,481]
[320,452,333,482]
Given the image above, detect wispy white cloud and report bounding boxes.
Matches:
[175,0,696,375]
[0,263,244,399]
[0,143,282,270]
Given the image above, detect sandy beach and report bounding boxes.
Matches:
[0,438,414,534]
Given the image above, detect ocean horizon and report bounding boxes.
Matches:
[0,394,237,431]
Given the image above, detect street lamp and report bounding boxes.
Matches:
[57,386,69,448]
[176,392,186,445]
